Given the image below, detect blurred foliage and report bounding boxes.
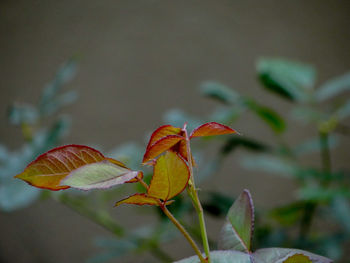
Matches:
[0,59,77,212]
[3,57,349,262]
[162,57,350,262]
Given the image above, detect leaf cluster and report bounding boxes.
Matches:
[164,57,350,261]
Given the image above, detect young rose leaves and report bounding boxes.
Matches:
[143,122,238,164]
[143,125,184,164]
[145,125,182,150]
[143,135,184,164]
[15,145,140,191]
[190,122,238,138]
[218,189,254,252]
[116,151,190,206]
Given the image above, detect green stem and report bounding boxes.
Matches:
[58,194,124,236]
[139,178,205,262]
[183,125,211,263]
[299,131,332,241]
[320,131,331,177]
[138,178,150,190]
[298,201,317,242]
[161,205,206,263]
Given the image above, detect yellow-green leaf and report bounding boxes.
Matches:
[115,193,161,206]
[283,254,312,263]
[60,160,140,190]
[148,151,190,201]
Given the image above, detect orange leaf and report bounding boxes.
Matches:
[115,193,161,206]
[145,125,182,150]
[147,151,190,201]
[190,122,238,138]
[142,135,184,164]
[15,145,136,191]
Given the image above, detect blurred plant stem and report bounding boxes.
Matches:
[57,194,124,236]
[57,194,173,262]
[299,130,332,242]
[320,132,331,176]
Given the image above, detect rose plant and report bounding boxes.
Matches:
[15,121,332,263]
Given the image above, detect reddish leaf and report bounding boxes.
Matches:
[147,151,190,201]
[146,125,182,150]
[190,122,238,138]
[142,135,184,164]
[15,145,136,191]
[115,193,161,206]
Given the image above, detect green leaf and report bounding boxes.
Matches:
[244,99,286,133]
[41,90,78,116]
[293,136,338,156]
[334,100,350,120]
[175,250,251,263]
[331,197,350,233]
[0,176,41,212]
[175,249,332,263]
[257,58,316,101]
[209,106,244,124]
[315,72,350,101]
[254,248,332,263]
[283,254,312,263]
[39,58,78,115]
[218,190,254,252]
[200,81,240,104]
[221,137,270,155]
[291,106,328,124]
[241,155,298,177]
[298,186,350,202]
[269,201,306,226]
[7,103,39,125]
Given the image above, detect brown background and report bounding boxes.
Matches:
[1,1,350,262]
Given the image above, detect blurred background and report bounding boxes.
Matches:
[1,1,350,262]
